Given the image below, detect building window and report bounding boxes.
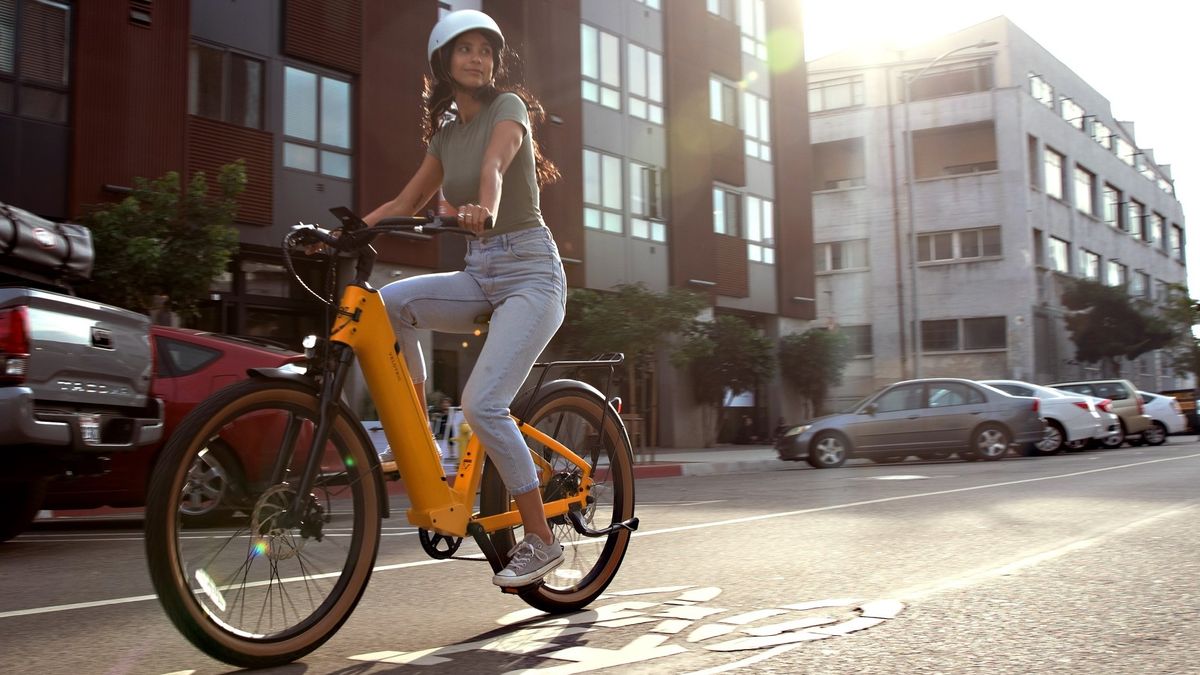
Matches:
[841,325,873,357]
[1073,165,1095,216]
[283,65,352,179]
[629,161,664,242]
[1170,224,1184,261]
[738,0,768,60]
[745,195,774,264]
[923,317,1007,352]
[581,24,620,110]
[809,75,864,113]
[583,148,623,233]
[706,0,736,22]
[815,239,868,272]
[1149,212,1166,245]
[1102,184,1121,228]
[742,90,771,161]
[1,0,71,122]
[634,0,660,9]
[1079,249,1100,281]
[1029,73,1054,109]
[1127,199,1145,238]
[1115,136,1136,166]
[712,187,741,236]
[1033,228,1045,267]
[1131,271,1150,298]
[918,227,1001,263]
[963,317,1007,350]
[1092,119,1111,148]
[907,59,993,101]
[1106,260,1127,288]
[189,43,264,129]
[921,319,959,351]
[626,42,663,124]
[1048,236,1070,273]
[1044,147,1065,199]
[709,76,737,126]
[1061,97,1085,130]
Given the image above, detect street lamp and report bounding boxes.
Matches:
[903,39,998,379]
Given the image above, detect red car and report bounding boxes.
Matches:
[42,326,303,522]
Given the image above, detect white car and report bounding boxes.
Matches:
[1137,391,1188,446]
[981,379,1113,454]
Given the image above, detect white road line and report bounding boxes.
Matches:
[3,452,1197,620]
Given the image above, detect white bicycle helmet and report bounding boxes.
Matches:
[427,9,505,71]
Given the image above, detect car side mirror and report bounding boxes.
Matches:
[861,403,878,415]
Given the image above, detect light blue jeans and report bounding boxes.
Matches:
[380,226,567,495]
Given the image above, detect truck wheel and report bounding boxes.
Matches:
[0,479,48,543]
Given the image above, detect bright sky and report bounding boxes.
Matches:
[801,0,1199,289]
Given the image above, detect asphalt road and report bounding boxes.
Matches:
[2,440,1199,674]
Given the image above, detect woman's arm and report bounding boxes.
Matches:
[362,153,445,226]
[457,119,524,232]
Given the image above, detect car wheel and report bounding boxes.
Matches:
[808,432,849,469]
[917,451,954,461]
[870,456,906,464]
[177,441,246,527]
[1141,421,1168,446]
[972,424,1010,461]
[1035,421,1066,455]
[1064,439,1090,452]
[0,479,48,543]
[1100,422,1126,449]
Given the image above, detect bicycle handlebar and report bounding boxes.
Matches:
[288,212,488,255]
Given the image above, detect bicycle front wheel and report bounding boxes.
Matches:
[144,379,382,668]
[480,384,635,613]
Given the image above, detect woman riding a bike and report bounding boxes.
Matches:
[350,9,567,588]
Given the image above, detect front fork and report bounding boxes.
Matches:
[280,342,356,528]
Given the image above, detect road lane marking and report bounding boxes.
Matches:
[4,452,1198,620]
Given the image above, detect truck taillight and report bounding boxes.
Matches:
[1031,398,1039,413]
[1136,395,1145,415]
[0,306,30,384]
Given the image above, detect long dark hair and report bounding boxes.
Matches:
[422,33,560,187]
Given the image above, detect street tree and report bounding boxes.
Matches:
[778,328,851,419]
[553,283,706,422]
[1061,278,1174,376]
[672,314,776,446]
[1158,282,1200,380]
[80,162,245,322]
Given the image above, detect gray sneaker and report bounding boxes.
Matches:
[492,533,564,588]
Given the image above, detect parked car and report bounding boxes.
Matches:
[1048,379,1152,447]
[42,326,303,523]
[776,378,1045,468]
[979,379,1118,454]
[1136,391,1188,446]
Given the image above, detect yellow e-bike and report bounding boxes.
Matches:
[143,209,638,668]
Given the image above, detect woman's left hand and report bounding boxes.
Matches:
[455,203,493,233]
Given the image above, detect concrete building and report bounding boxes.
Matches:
[0,0,817,448]
[807,17,1189,408]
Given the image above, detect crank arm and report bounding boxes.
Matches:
[567,510,639,538]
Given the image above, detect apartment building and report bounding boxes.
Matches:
[807,17,1188,407]
[0,0,815,448]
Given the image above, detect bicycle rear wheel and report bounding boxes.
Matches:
[144,379,382,668]
[480,383,635,613]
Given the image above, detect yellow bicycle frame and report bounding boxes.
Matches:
[330,283,593,538]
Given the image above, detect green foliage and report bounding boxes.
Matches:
[1061,278,1175,375]
[553,283,706,364]
[79,161,246,319]
[778,328,851,416]
[1158,282,1200,379]
[673,315,776,409]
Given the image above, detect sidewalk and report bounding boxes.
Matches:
[34,444,784,522]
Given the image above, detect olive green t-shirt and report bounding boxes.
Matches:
[427,92,544,237]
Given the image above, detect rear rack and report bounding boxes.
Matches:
[517,352,624,421]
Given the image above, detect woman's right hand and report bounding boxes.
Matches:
[304,228,340,256]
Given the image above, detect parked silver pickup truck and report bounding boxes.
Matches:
[0,203,162,541]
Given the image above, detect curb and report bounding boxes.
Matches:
[36,457,784,521]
